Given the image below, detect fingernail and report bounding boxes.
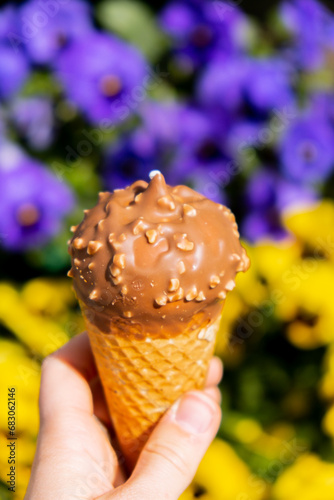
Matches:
[173,392,215,434]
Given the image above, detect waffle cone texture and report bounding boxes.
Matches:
[85,313,221,472]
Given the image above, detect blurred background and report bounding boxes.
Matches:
[1,0,334,498]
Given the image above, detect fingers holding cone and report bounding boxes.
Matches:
[99,390,222,500]
[91,355,223,427]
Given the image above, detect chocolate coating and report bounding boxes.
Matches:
[68,173,249,338]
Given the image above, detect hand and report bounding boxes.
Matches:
[25,332,222,500]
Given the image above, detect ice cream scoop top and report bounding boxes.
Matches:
[68,173,249,337]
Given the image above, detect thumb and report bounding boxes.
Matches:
[113,390,221,500]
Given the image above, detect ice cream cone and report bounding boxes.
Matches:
[68,173,250,474]
[83,303,222,472]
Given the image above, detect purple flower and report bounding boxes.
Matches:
[15,0,93,64]
[278,114,334,183]
[169,122,230,199]
[103,101,228,201]
[103,102,183,190]
[244,58,294,112]
[279,0,334,70]
[309,91,334,125]
[141,102,230,196]
[225,120,265,157]
[242,210,286,242]
[103,129,157,190]
[242,169,316,242]
[197,56,294,114]
[0,5,17,44]
[246,170,316,212]
[103,135,226,203]
[10,97,54,150]
[170,105,223,154]
[139,101,184,146]
[141,101,227,158]
[196,56,247,112]
[0,5,30,100]
[0,143,74,251]
[54,32,148,125]
[172,160,227,203]
[0,45,30,100]
[160,0,249,70]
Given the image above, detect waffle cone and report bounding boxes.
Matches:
[84,313,221,472]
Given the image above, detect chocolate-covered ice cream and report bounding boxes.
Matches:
[68,173,249,337]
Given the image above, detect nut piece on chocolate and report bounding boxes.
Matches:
[68,173,250,336]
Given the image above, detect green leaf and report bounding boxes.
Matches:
[0,482,12,500]
[96,0,168,61]
[21,71,61,97]
[27,231,71,272]
[54,159,102,199]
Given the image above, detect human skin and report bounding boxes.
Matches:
[25,332,223,500]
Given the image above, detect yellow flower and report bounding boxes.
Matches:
[283,200,334,261]
[272,454,334,500]
[0,340,40,436]
[234,418,263,444]
[0,341,41,498]
[248,241,302,323]
[322,404,334,439]
[243,204,334,348]
[283,261,334,348]
[215,242,267,359]
[216,291,246,357]
[21,278,76,317]
[0,431,36,467]
[233,242,268,307]
[0,283,70,357]
[179,489,196,500]
[275,201,334,347]
[253,241,301,289]
[232,241,310,327]
[181,439,268,500]
[253,423,298,460]
[224,415,301,463]
[243,243,334,348]
[14,466,32,500]
[0,435,33,500]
